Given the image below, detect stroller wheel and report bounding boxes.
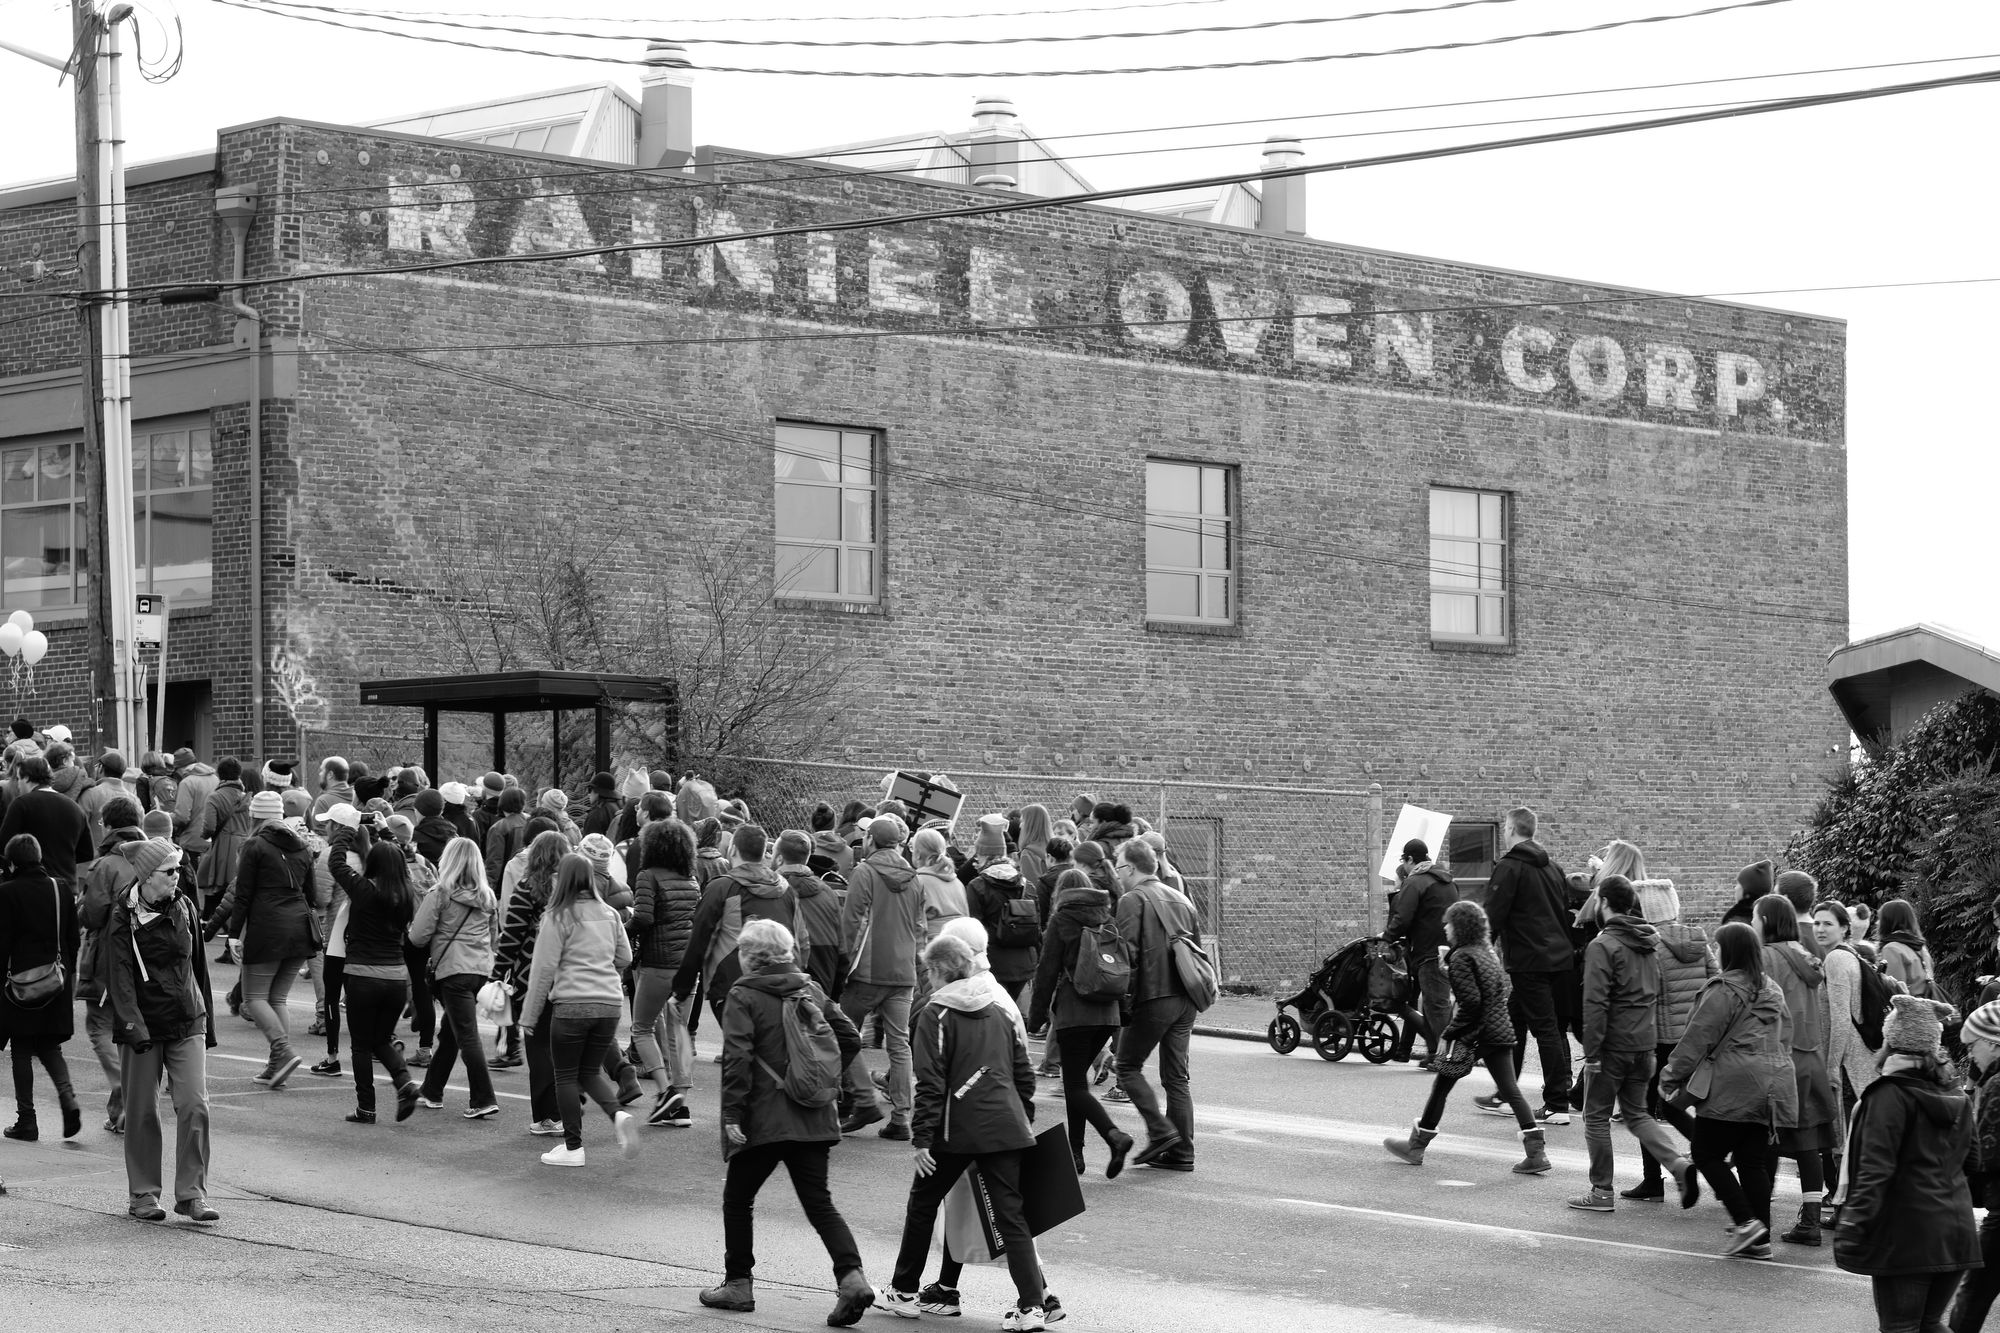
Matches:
[1359,1013,1399,1065]
[1267,1013,1301,1055]
[1311,1012,1353,1062]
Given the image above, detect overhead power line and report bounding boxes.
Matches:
[294,0,1237,23]
[211,0,1805,77]
[60,61,2000,302]
[241,0,1567,48]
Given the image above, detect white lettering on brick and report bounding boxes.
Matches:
[869,237,940,316]
[694,204,777,295]
[1119,270,1192,348]
[1715,351,1767,416]
[970,246,1032,325]
[386,178,475,257]
[628,197,664,281]
[1206,279,1279,359]
[1372,313,1434,378]
[1501,324,1558,393]
[509,182,603,271]
[1644,343,1698,410]
[1290,295,1353,370]
[1567,334,1628,402]
[806,233,839,304]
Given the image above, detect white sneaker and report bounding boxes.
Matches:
[615,1110,639,1159]
[528,1119,562,1136]
[540,1144,586,1167]
[1001,1306,1047,1332]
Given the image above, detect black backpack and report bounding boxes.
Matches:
[995,875,1042,949]
[1844,944,1892,1051]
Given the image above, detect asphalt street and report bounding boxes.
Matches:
[0,972,1875,1332]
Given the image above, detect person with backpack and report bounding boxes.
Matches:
[77,796,147,1133]
[1110,838,1202,1173]
[776,830,844,1004]
[1814,901,1883,1117]
[700,918,874,1326]
[518,852,638,1166]
[1876,899,1936,998]
[966,815,1039,1003]
[1475,806,1577,1126]
[1028,865,1135,1179]
[676,825,803,1024]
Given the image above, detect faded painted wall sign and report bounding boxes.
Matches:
[343,151,1842,443]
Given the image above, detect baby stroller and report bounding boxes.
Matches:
[1267,935,1411,1063]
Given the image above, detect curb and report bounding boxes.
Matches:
[1194,1025,1268,1043]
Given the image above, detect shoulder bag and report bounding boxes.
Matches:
[6,876,69,1006]
[277,852,325,953]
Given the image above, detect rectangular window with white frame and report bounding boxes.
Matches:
[1429,486,1507,643]
[1146,458,1234,624]
[773,422,880,603]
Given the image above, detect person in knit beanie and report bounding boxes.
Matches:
[972,814,1009,863]
[226,784,319,1090]
[540,788,581,846]
[1880,993,1956,1056]
[1720,859,1776,929]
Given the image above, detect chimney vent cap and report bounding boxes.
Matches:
[644,41,693,70]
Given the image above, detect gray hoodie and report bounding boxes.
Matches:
[841,847,924,988]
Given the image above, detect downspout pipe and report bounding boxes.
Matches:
[214,186,262,758]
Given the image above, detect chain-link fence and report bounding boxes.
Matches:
[698,757,1383,994]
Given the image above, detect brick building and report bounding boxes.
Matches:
[0,82,1849,985]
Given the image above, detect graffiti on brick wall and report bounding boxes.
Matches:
[269,601,356,734]
[270,643,331,732]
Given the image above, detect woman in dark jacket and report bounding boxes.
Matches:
[1027,867,1133,1178]
[882,933,1046,1325]
[1384,900,1550,1176]
[226,795,320,1089]
[0,834,81,1140]
[1756,895,1840,1246]
[496,829,569,1134]
[965,849,1037,1001]
[630,817,701,1128]
[1834,994,1980,1330]
[328,831,420,1125]
[700,918,871,1325]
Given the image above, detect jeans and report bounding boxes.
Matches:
[344,975,412,1114]
[723,1140,863,1282]
[1414,957,1452,1058]
[525,1016,558,1123]
[242,957,308,1059]
[1951,1208,2000,1332]
[1691,1116,1775,1226]
[840,982,913,1121]
[419,972,494,1109]
[1420,1044,1536,1131]
[319,954,346,1058]
[1639,1041,1701,1183]
[1582,1049,1685,1192]
[550,1007,620,1150]
[1506,969,1574,1113]
[1116,994,1196,1152]
[631,967,693,1093]
[1055,1024,1121,1156]
[402,941,435,1047]
[122,1036,208,1205]
[10,1037,76,1121]
[84,998,125,1127]
[1874,1273,1964,1333]
[891,1149,1044,1307]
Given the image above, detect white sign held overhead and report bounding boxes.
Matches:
[1379,804,1453,883]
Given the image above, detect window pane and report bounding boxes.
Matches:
[1478,594,1505,639]
[2,449,32,504]
[151,431,187,491]
[1145,515,1199,569]
[1205,575,1231,621]
[133,435,149,493]
[1201,519,1228,573]
[1430,590,1476,637]
[544,122,579,156]
[1430,487,1477,538]
[188,429,212,487]
[842,489,874,543]
[38,444,72,501]
[1147,460,1199,514]
[1430,539,1478,589]
[4,505,74,607]
[845,547,875,598]
[149,488,212,603]
[841,432,874,485]
[1446,823,1497,879]
[132,496,149,589]
[775,544,837,595]
[1201,466,1227,516]
[1479,542,1504,588]
[1480,491,1504,539]
[775,483,840,541]
[1146,571,1199,619]
[514,125,550,153]
[775,425,838,482]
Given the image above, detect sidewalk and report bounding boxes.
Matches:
[1196,993,1280,1042]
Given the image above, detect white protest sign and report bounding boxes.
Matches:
[1379,804,1452,883]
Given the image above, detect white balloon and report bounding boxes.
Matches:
[0,623,19,658]
[21,629,47,666]
[7,610,30,633]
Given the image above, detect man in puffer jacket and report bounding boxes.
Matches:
[1570,876,1698,1214]
[836,816,924,1139]
[778,830,845,1000]
[1625,879,1713,1201]
[675,825,803,1022]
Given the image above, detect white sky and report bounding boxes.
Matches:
[2,0,1995,650]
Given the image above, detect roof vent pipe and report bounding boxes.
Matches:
[969,94,1019,190]
[1257,136,1306,237]
[639,42,694,170]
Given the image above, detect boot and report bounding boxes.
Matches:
[1779,1201,1823,1247]
[3,1115,37,1142]
[700,1277,755,1312]
[1513,1127,1553,1175]
[827,1269,875,1327]
[1383,1121,1436,1165]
